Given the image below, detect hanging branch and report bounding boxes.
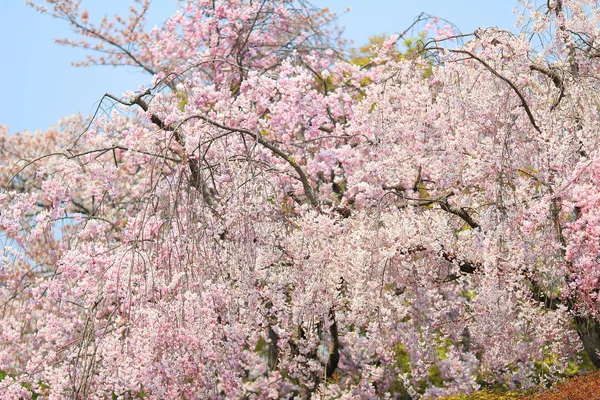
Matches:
[452,49,541,132]
[404,191,480,229]
[187,114,321,211]
[105,91,217,208]
[428,47,541,133]
[101,90,322,211]
[530,63,565,110]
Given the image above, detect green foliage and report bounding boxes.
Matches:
[389,344,412,398]
[441,389,525,400]
[349,32,432,76]
[393,344,412,375]
[175,90,188,112]
[348,34,389,67]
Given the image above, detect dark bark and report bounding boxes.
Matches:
[268,325,279,370]
[325,310,340,379]
[574,315,600,368]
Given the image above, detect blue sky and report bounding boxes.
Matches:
[0,1,517,134]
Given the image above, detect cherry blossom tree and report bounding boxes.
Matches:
[2,0,600,398]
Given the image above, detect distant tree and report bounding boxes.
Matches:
[2,0,600,398]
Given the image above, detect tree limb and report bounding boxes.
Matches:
[325,309,339,379]
[189,114,321,210]
[442,48,541,132]
[530,63,565,110]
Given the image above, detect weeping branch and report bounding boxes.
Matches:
[530,63,565,110]
[404,192,480,230]
[108,89,320,210]
[105,91,216,208]
[189,114,321,211]
[428,47,541,133]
